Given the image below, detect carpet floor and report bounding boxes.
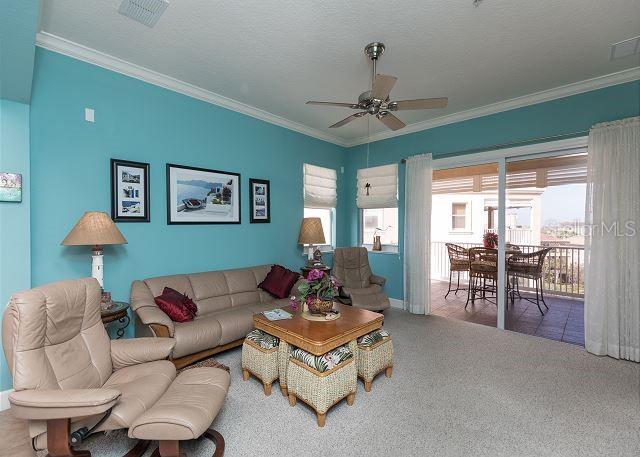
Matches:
[64,308,639,457]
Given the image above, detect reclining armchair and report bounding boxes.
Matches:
[2,277,230,457]
[333,247,390,312]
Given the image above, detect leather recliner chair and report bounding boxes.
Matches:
[2,277,229,457]
[333,247,391,312]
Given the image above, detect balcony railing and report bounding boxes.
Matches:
[431,241,585,298]
[484,228,534,245]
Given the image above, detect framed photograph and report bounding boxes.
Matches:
[167,163,241,224]
[0,173,22,203]
[110,159,150,222]
[249,178,270,223]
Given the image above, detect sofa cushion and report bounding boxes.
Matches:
[258,265,300,299]
[210,307,255,345]
[144,275,195,301]
[172,315,223,359]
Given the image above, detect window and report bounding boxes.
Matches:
[361,208,398,246]
[303,207,334,247]
[303,164,337,249]
[356,164,399,250]
[451,202,470,231]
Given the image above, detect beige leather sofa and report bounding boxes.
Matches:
[2,277,230,456]
[132,265,300,368]
[333,247,391,312]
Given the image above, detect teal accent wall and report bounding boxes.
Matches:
[29,48,346,311]
[0,0,40,102]
[345,80,640,300]
[0,99,31,391]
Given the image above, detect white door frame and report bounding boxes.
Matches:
[430,136,588,329]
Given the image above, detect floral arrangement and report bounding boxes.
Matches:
[290,269,340,312]
[483,231,498,249]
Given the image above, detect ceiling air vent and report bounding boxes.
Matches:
[118,0,169,28]
[609,36,640,60]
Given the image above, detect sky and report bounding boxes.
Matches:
[540,183,586,225]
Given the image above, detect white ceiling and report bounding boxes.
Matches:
[39,0,640,145]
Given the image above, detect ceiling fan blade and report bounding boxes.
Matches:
[389,97,448,111]
[306,101,360,109]
[329,112,366,128]
[371,74,397,100]
[377,112,405,131]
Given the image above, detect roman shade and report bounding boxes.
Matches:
[304,164,337,209]
[356,163,398,209]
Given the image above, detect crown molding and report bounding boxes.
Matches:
[35,32,638,150]
[344,66,640,147]
[35,32,350,147]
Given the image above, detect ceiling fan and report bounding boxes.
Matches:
[306,42,448,131]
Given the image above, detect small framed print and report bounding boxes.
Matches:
[0,173,22,202]
[111,159,150,222]
[249,178,270,223]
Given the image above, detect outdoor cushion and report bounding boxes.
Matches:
[245,329,279,350]
[290,345,353,373]
[357,329,390,347]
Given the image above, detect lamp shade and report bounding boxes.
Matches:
[298,217,326,245]
[61,211,127,246]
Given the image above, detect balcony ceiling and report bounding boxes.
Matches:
[39,0,640,144]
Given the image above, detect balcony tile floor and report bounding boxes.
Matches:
[430,280,584,346]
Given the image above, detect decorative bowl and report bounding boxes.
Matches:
[308,298,334,315]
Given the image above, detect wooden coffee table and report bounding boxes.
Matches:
[253,303,384,397]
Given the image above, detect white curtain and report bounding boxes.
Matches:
[403,154,432,314]
[357,163,398,209]
[303,164,337,209]
[584,116,640,362]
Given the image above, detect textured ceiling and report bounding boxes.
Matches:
[39,0,640,143]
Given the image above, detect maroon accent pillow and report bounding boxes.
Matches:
[259,265,300,299]
[154,287,198,322]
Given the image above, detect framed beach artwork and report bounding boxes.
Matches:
[111,159,150,222]
[166,164,241,224]
[249,178,270,223]
[0,173,22,203]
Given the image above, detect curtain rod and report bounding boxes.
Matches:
[399,130,589,163]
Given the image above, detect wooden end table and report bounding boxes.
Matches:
[101,301,130,339]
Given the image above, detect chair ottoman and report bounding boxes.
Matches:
[242,329,280,396]
[357,329,393,392]
[129,366,230,457]
[286,341,357,427]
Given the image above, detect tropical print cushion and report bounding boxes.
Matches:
[245,329,279,350]
[290,345,353,373]
[357,329,390,347]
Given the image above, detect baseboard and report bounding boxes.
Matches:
[389,298,404,309]
[1,389,13,411]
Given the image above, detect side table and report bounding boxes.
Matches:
[101,301,130,339]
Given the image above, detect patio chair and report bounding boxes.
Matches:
[466,247,498,308]
[506,247,553,315]
[444,243,470,298]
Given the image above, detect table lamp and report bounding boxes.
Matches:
[61,211,127,288]
[298,217,326,267]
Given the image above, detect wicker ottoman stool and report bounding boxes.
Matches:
[242,329,280,396]
[357,329,393,392]
[286,341,357,427]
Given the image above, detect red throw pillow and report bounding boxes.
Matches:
[259,265,300,299]
[154,287,198,322]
